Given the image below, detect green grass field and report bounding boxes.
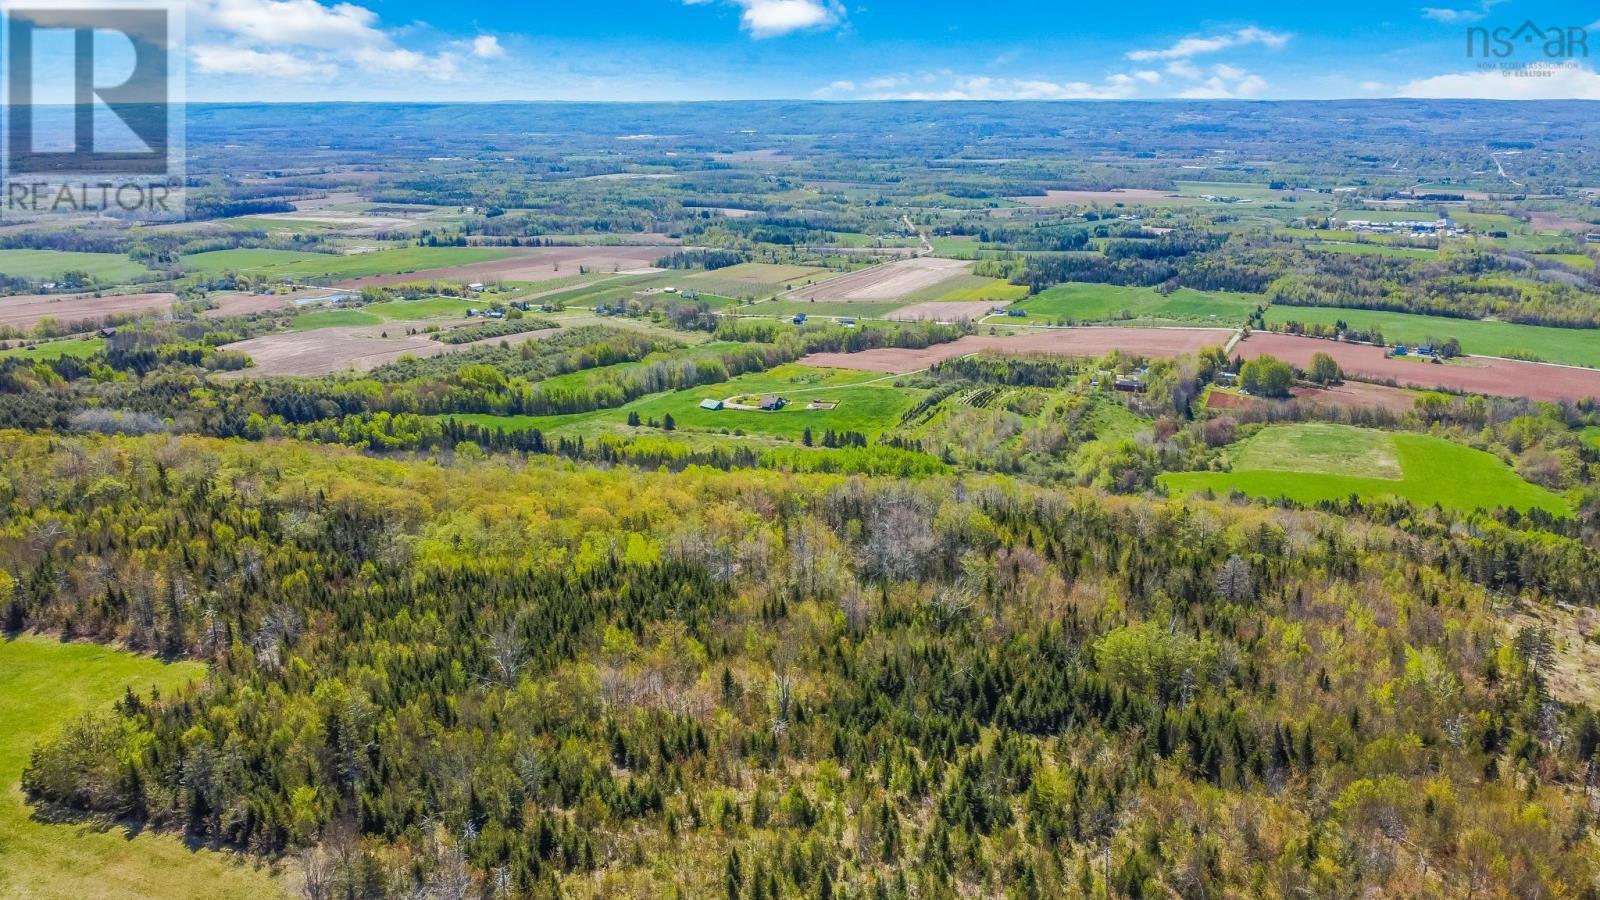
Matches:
[1174,181,1292,200]
[0,337,105,360]
[1262,305,1600,368]
[1582,426,1600,450]
[291,309,384,329]
[0,635,283,899]
[1306,241,1439,259]
[1536,253,1597,271]
[1160,423,1567,515]
[179,248,325,274]
[1017,283,1259,325]
[676,264,835,299]
[223,217,340,233]
[750,300,907,318]
[181,246,514,281]
[0,250,150,283]
[293,297,480,330]
[451,364,920,442]
[900,274,1029,303]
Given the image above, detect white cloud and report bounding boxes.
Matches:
[191,44,335,80]
[190,0,462,81]
[1165,60,1203,80]
[1399,65,1600,99]
[472,35,504,59]
[1127,27,1289,62]
[1150,58,1270,98]
[1421,0,1503,23]
[195,0,383,50]
[687,0,844,38]
[1179,75,1268,99]
[811,79,857,97]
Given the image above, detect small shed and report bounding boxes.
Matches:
[699,398,724,411]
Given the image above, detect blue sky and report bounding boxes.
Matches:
[176,0,1600,101]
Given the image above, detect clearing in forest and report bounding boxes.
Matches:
[0,634,283,899]
[1159,423,1567,515]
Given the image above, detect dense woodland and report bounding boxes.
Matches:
[6,433,1600,898]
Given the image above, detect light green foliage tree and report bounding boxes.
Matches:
[1240,354,1295,398]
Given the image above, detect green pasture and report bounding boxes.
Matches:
[1160,423,1567,515]
[1017,283,1259,325]
[0,635,283,899]
[1261,305,1600,368]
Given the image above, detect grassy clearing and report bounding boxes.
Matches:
[0,250,150,283]
[0,634,284,899]
[936,277,1029,302]
[1306,241,1438,259]
[1226,422,1401,478]
[181,247,514,281]
[0,337,105,360]
[677,264,834,299]
[291,309,384,330]
[1536,253,1597,271]
[1582,426,1600,449]
[223,217,340,233]
[1017,283,1259,325]
[292,297,479,330]
[898,274,1028,303]
[1261,305,1600,368]
[1174,181,1285,200]
[180,248,326,274]
[930,236,982,258]
[747,300,906,318]
[1160,423,1567,515]
[451,364,921,442]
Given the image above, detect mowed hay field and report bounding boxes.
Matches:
[1160,423,1568,515]
[1236,332,1600,403]
[1008,188,1179,206]
[789,257,972,301]
[220,325,559,377]
[291,297,478,330]
[1018,283,1259,325]
[180,247,518,283]
[0,635,284,899]
[670,263,835,300]
[0,249,150,283]
[1262,305,1600,369]
[802,327,1235,373]
[0,291,177,332]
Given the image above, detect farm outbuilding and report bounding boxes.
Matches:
[758,395,785,411]
[699,398,724,410]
